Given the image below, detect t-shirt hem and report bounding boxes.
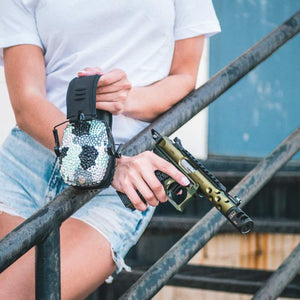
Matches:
[0,34,43,65]
[175,22,221,40]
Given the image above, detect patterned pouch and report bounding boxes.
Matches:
[53,75,119,189]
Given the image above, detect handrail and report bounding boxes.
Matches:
[0,10,299,300]
[252,243,300,300]
[0,187,102,272]
[119,127,300,300]
[1,10,299,272]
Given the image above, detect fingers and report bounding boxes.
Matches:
[117,155,161,209]
[134,152,190,208]
[78,68,131,91]
[128,152,167,205]
[140,172,167,204]
[112,152,190,212]
[95,90,128,114]
[77,67,131,115]
[122,186,148,212]
[112,154,161,211]
[135,174,163,207]
[152,155,190,187]
[95,101,124,115]
[96,90,128,103]
[98,69,131,89]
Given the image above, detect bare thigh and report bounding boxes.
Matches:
[0,212,116,300]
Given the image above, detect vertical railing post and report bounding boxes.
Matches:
[35,227,61,299]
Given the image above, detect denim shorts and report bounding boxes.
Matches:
[0,126,155,277]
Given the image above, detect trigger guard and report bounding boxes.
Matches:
[169,183,188,204]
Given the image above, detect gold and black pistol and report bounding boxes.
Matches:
[118,129,254,234]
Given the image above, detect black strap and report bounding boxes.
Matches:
[96,110,112,128]
[66,75,111,126]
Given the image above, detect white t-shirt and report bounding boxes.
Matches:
[0,0,220,144]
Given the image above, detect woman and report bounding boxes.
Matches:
[0,0,220,298]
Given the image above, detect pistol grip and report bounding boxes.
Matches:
[117,190,147,211]
[117,171,173,211]
[117,191,135,210]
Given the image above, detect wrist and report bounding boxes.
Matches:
[123,87,139,117]
[124,87,161,122]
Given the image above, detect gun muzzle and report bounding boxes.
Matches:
[226,206,254,234]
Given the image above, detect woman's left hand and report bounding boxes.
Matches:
[78,67,132,115]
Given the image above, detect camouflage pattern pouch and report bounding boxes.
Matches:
[59,119,116,188]
[53,75,117,189]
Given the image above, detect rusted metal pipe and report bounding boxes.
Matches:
[252,243,300,300]
[1,11,299,272]
[119,127,300,300]
[0,188,101,272]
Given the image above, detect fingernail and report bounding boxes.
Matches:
[181,176,190,186]
[78,70,87,74]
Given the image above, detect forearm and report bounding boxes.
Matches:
[4,45,66,151]
[124,73,195,122]
[79,37,204,122]
[13,95,66,151]
[124,36,204,122]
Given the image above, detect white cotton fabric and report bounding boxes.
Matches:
[0,0,220,144]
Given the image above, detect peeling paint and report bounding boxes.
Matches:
[243,132,250,142]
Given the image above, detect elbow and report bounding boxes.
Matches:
[184,73,197,93]
[11,99,33,133]
[14,109,27,132]
[171,71,197,93]
[10,89,45,131]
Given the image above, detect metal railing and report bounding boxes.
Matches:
[120,126,300,300]
[252,243,300,300]
[0,10,299,300]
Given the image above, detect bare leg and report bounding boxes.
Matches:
[0,212,116,300]
[0,213,35,300]
[60,218,116,300]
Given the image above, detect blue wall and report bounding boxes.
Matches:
[209,1,300,159]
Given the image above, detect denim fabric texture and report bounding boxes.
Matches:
[0,127,155,275]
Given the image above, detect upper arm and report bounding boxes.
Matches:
[169,35,205,85]
[3,45,46,116]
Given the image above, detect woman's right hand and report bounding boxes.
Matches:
[78,67,132,116]
[112,151,190,211]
